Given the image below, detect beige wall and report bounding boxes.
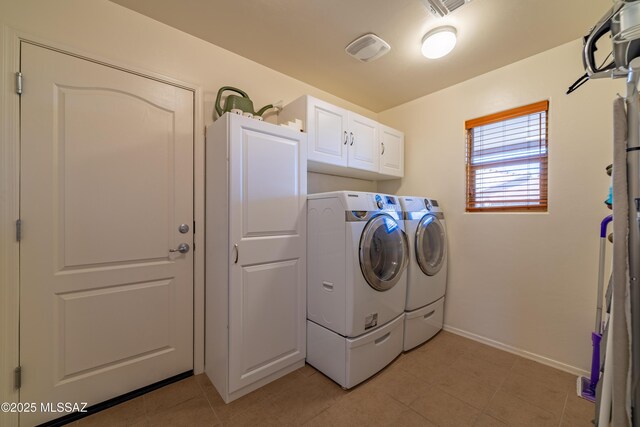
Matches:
[378,39,621,372]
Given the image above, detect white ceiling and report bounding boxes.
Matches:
[110,0,611,112]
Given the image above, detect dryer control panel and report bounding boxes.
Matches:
[425,198,442,213]
[399,197,429,214]
[399,196,444,220]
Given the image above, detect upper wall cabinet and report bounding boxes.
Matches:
[279,95,403,180]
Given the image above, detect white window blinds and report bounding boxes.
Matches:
[465,101,548,212]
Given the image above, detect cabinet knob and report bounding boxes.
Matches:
[343,131,348,145]
[350,132,354,146]
[381,142,385,155]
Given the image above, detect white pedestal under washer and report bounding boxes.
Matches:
[306,191,409,388]
[399,196,448,351]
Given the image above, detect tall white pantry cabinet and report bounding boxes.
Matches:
[205,113,307,403]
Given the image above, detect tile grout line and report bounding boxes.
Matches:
[425,383,485,425]
[302,406,331,426]
[405,407,435,426]
[480,374,508,423]
[194,375,223,425]
[479,358,515,424]
[459,338,513,417]
[557,393,569,427]
[502,358,571,422]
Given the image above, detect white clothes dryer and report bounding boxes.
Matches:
[307,191,409,388]
[399,196,448,351]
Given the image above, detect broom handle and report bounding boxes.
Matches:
[596,215,613,333]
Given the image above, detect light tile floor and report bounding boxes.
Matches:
[70,331,595,426]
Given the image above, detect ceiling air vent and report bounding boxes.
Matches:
[421,0,472,17]
[345,33,391,63]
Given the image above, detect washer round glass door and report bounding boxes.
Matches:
[359,213,409,291]
[415,214,446,276]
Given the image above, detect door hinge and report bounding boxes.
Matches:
[16,219,21,242]
[15,72,23,95]
[193,221,196,234]
[14,366,21,389]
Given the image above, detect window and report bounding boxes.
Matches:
[465,101,548,212]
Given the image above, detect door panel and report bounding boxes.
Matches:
[229,120,306,393]
[59,86,172,266]
[241,260,299,370]
[242,130,300,237]
[57,280,172,377]
[20,43,194,425]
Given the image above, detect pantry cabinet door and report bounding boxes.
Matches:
[227,116,306,393]
[348,112,379,172]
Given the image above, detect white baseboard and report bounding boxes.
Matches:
[442,324,589,377]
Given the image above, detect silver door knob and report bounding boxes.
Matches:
[170,243,190,254]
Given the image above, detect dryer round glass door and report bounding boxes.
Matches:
[359,214,409,292]
[415,214,446,276]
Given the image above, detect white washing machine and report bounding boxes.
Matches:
[307,191,409,388]
[399,196,447,351]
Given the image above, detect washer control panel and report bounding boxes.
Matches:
[373,194,401,213]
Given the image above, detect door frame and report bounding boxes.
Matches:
[0,27,206,427]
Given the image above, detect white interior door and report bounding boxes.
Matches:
[19,42,194,425]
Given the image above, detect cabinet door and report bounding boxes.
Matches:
[348,112,379,172]
[228,116,306,393]
[307,97,348,166]
[379,125,404,177]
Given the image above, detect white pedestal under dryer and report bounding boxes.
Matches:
[399,196,448,351]
[306,191,409,388]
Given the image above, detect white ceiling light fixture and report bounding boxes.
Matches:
[421,26,457,59]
